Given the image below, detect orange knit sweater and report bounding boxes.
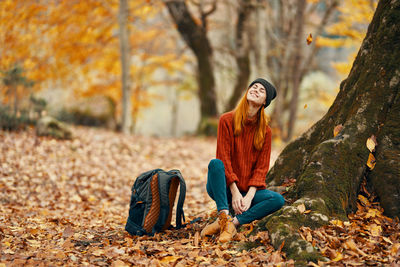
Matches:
[216,111,271,192]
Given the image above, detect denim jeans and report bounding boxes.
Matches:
[206,159,285,225]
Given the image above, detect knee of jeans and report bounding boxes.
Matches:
[276,193,285,208]
[208,159,224,171]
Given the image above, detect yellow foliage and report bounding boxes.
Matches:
[319,0,377,78]
[0,0,185,118]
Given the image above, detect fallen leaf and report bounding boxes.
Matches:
[366,153,376,169]
[160,255,181,264]
[297,204,306,214]
[194,231,199,247]
[366,135,377,152]
[333,124,343,137]
[304,104,308,109]
[358,195,370,206]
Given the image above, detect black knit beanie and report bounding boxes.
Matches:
[248,78,277,108]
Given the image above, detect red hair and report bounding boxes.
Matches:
[233,89,268,150]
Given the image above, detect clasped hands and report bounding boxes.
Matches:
[231,192,252,215]
[230,184,257,215]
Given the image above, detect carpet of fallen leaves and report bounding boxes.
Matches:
[0,126,399,266]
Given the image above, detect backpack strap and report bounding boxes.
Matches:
[170,170,186,229]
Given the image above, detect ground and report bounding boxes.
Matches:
[0,126,399,266]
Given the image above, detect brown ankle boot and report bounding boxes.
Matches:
[218,213,237,243]
[200,217,220,237]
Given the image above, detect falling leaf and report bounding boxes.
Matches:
[297,204,306,214]
[306,33,313,45]
[366,135,377,152]
[333,124,343,137]
[366,153,376,169]
[304,104,308,109]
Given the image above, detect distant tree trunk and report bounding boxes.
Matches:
[286,0,305,141]
[13,85,18,115]
[257,0,400,263]
[264,0,338,140]
[119,0,132,134]
[226,0,252,111]
[164,1,218,124]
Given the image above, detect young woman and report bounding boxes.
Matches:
[201,78,285,243]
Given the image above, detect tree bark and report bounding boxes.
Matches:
[258,0,400,262]
[119,0,132,134]
[164,1,218,121]
[226,0,252,111]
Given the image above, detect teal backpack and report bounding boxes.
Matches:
[125,169,186,236]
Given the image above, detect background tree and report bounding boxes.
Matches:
[225,0,253,111]
[317,0,378,78]
[257,0,400,262]
[1,66,34,115]
[258,0,339,140]
[164,0,218,128]
[0,0,186,131]
[119,0,132,133]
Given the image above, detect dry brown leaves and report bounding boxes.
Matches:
[300,179,400,266]
[0,127,289,266]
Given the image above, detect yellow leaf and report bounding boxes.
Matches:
[365,208,381,218]
[160,256,181,264]
[306,33,313,45]
[330,219,343,227]
[358,195,370,206]
[368,224,382,237]
[391,243,400,256]
[333,124,343,137]
[366,135,377,152]
[111,260,129,267]
[304,104,308,109]
[332,252,343,262]
[297,204,306,214]
[366,153,376,169]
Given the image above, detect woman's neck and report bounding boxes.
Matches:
[247,102,261,118]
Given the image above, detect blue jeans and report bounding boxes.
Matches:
[206,159,285,225]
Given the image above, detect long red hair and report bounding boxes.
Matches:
[233,89,268,150]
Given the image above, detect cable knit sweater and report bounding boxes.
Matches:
[216,111,271,192]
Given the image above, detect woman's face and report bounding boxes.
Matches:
[247,83,267,107]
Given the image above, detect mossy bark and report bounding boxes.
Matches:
[259,0,400,263]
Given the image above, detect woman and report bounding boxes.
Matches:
[201,78,285,243]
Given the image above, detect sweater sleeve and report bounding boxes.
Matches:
[248,126,271,189]
[216,114,239,186]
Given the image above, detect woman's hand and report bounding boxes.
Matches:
[230,182,244,215]
[241,194,253,212]
[232,192,244,215]
[241,187,257,212]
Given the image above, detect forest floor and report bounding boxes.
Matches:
[1,126,399,266]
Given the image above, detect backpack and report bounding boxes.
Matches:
[125,169,186,236]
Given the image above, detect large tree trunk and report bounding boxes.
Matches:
[259,0,400,262]
[164,1,218,122]
[118,0,132,134]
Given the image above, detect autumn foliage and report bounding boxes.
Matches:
[0,0,186,119]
